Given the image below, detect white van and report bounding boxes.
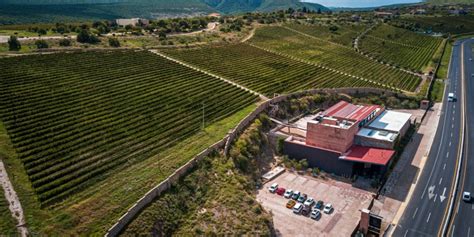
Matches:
[448,93,456,102]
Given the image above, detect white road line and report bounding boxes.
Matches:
[453,110,456,114]
[453,117,455,121]
[413,207,419,219]
[454,104,456,109]
[447,152,450,158]
[450,141,452,147]
[451,132,454,137]
[468,227,471,237]
[427,212,432,223]
[452,225,456,237]
[404,229,408,237]
[444,163,447,170]
[434,194,438,202]
[471,204,474,210]
[452,124,455,128]
[440,178,443,185]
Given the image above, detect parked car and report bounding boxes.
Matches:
[302,205,312,216]
[293,203,303,214]
[297,193,307,203]
[463,191,471,202]
[284,189,293,199]
[268,183,278,193]
[276,187,286,196]
[286,200,297,209]
[310,209,321,220]
[315,200,324,210]
[291,191,301,200]
[304,197,314,207]
[323,203,333,214]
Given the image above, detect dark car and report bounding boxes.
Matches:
[297,193,307,203]
[302,205,312,216]
[315,200,324,210]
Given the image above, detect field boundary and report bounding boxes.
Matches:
[149,49,268,101]
[104,86,402,237]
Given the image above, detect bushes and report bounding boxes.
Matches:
[76,29,100,44]
[7,36,21,51]
[34,39,49,49]
[108,37,120,47]
[58,38,71,47]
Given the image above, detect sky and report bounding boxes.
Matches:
[303,0,423,8]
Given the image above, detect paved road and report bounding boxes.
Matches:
[393,39,465,237]
[448,39,474,237]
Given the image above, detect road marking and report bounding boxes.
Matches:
[450,141,452,147]
[454,104,456,109]
[452,124,454,128]
[404,229,408,237]
[444,163,447,170]
[453,110,456,115]
[451,132,454,137]
[447,152,450,158]
[471,204,474,210]
[440,187,447,203]
[413,207,419,219]
[468,227,471,237]
[434,194,438,202]
[428,185,436,200]
[427,212,431,223]
[453,117,455,121]
[440,178,443,185]
[452,225,455,237]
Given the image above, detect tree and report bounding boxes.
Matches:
[7,36,21,51]
[59,38,72,47]
[108,37,120,47]
[77,29,101,44]
[35,39,49,49]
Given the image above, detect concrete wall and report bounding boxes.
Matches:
[105,87,403,237]
[306,121,359,153]
[105,138,227,237]
[354,135,395,150]
[283,139,353,177]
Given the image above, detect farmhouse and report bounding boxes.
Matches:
[277,101,411,177]
[115,18,150,27]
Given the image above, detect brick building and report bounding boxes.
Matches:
[280,101,411,177]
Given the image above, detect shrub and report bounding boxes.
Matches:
[108,37,120,47]
[35,39,49,49]
[59,38,71,47]
[7,36,21,51]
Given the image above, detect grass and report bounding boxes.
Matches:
[122,115,273,236]
[431,79,445,102]
[0,179,18,236]
[0,50,259,235]
[436,41,453,79]
[161,43,386,96]
[359,24,445,73]
[249,26,422,92]
[1,102,257,235]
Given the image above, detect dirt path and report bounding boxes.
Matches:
[0,160,28,237]
[241,27,256,43]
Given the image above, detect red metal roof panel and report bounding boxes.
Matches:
[339,146,395,166]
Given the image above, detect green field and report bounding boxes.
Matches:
[393,15,474,35]
[0,186,18,236]
[0,50,257,205]
[249,26,422,92]
[284,23,367,47]
[160,43,387,96]
[359,24,445,72]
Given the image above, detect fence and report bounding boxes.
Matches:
[105,87,402,237]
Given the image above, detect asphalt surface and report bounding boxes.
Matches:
[449,39,474,237]
[393,40,466,237]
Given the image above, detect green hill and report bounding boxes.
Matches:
[426,0,474,3]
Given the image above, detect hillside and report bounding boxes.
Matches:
[426,0,474,3]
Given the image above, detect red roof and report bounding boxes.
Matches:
[323,101,381,123]
[339,146,395,166]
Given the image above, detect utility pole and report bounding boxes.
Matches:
[202,102,205,130]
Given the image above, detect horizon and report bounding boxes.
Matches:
[303,0,423,8]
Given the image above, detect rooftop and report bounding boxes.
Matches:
[322,101,381,123]
[368,110,412,133]
[339,146,395,166]
[357,128,398,142]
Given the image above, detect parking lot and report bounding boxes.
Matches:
[257,171,374,237]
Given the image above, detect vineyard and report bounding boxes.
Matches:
[284,23,367,47]
[249,26,422,92]
[392,15,474,35]
[359,24,444,72]
[160,43,386,96]
[0,51,258,206]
